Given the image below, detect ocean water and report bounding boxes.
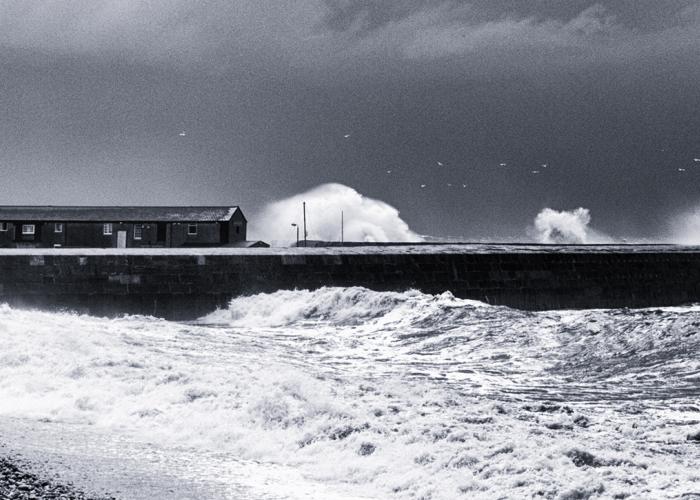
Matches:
[1,287,699,499]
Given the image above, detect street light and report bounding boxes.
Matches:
[291,223,299,247]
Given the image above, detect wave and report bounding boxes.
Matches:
[1,291,700,499]
[202,288,700,379]
[201,287,491,328]
[530,207,615,243]
[252,183,422,243]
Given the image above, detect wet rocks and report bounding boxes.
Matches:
[0,456,113,500]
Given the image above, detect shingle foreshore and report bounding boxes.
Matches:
[0,455,115,500]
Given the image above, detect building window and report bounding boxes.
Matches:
[0,223,7,232]
[134,225,142,240]
[55,223,63,233]
[235,225,240,234]
[22,224,35,235]
[187,224,198,235]
[103,223,113,235]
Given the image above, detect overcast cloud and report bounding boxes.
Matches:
[2,1,699,75]
[1,1,699,240]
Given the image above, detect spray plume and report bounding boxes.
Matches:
[531,207,614,244]
[668,205,700,244]
[252,183,422,243]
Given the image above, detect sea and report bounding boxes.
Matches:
[1,287,699,499]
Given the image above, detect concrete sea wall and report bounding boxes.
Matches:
[0,246,699,319]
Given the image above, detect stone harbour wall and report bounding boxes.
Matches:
[0,250,699,319]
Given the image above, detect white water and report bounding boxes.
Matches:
[531,207,615,244]
[253,183,422,243]
[1,288,700,499]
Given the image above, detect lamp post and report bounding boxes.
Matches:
[291,223,299,247]
[303,201,307,247]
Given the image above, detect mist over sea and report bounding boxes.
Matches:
[1,287,700,499]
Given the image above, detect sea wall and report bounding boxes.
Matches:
[1,247,699,319]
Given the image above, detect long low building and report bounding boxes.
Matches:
[0,206,248,248]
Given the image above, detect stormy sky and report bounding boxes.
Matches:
[1,1,699,240]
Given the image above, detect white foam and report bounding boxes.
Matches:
[668,204,700,244]
[1,290,699,498]
[531,207,615,244]
[252,183,422,243]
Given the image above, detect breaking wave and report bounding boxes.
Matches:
[202,287,488,327]
[531,207,615,244]
[668,204,700,244]
[1,288,700,499]
[253,183,422,243]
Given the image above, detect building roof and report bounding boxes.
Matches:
[0,206,243,222]
[227,240,270,248]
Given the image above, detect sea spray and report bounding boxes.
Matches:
[668,204,700,243]
[252,183,422,243]
[1,291,700,499]
[531,207,614,244]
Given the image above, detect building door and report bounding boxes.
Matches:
[117,231,127,248]
[157,223,166,244]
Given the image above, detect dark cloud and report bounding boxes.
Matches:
[0,1,325,72]
[321,1,699,34]
[321,0,435,32]
[1,1,698,82]
[0,1,699,241]
[317,0,700,79]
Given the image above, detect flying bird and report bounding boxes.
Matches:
[437,161,443,166]
[420,184,427,188]
[462,184,467,188]
[694,158,700,162]
[541,163,548,168]
[531,170,540,174]
[178,131,187,137]
[499,163,507,167]
[678,168,686,172]
[343,134,351,139]
[386,170,392,174]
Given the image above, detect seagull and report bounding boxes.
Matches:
[499,163,507,167]
[178,131,187,137]
[541,163,548,168]
[462,184,467,188]
[531,170,540,174]
[420,184,427,188]
[447,183,452,187]
[678,168,686,172]
[694,158,700,162]
[437,161,443,166]
[386,170,392,174]
[343,134,351,139]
